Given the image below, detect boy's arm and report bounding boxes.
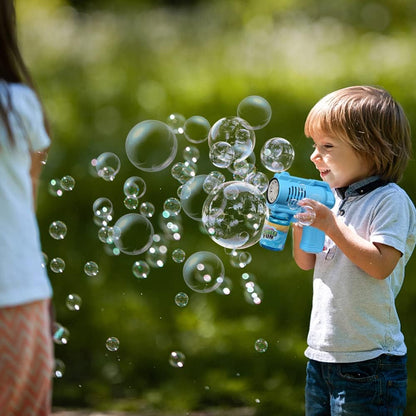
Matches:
[292,224,316,270]
[298,199,402,280]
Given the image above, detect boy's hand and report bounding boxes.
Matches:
[297,198,335,233]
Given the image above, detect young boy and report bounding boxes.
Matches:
[292,86,416,415]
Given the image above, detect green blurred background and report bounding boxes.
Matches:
[17,0,416,414]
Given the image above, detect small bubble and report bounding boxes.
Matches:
[172,248,186,263]
[84,261,99,277]
[49,221,67,240]
[132,260,150,279]
[94,152,121,181]
[53,359,65,378]
[169,350,185,368]
[48,178,63,197]
[50,257,65,273]
[66,294,82,311]
[61,175,75,191]
[124,195,139,210]
[254,338,268,353]
[174,292,189,307]
[52,322,70,345]
[105,337,120,352]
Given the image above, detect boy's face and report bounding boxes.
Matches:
[309,132,373,189]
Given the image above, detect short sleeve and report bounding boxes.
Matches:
[370,187,416,256]
[10,84,50,151]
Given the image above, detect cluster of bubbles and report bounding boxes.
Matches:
[46,95,300,374]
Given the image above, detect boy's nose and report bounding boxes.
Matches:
[310,148,321,163]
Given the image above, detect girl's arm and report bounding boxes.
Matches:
[298,198,402,280]
[292,223,316,270]
[30,149,48,207]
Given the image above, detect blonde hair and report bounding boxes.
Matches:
[304,86,412,183]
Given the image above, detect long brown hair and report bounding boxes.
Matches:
[0,0,50,142]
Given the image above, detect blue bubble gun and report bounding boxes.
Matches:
[259,172,335,253]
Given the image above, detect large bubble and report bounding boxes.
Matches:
[260,137,295,172]
[237,95,272,130]
[113,213,154,255]
[179,174,208,221]
[208,116,255,163]
[125,120,178,172]
[183,251,224,293]
[202,181,268,249]
[183,115,211,143]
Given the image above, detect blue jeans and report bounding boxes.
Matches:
[305,354,407,415]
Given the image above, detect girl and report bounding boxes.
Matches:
[0,0,54,414]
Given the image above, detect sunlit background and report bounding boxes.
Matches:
[17,0,416,414]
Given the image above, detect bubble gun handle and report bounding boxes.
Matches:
[259,172,335,253]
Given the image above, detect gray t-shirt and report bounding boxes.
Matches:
[305,180,416,363]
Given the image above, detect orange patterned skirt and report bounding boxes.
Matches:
[0,299,53,415]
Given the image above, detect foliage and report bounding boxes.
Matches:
[16,0,416,414]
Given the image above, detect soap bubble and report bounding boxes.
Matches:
[229,250,252,268]
[216,276,232,296]
[180,175,208,221]
[93,197,113,221]
[202,181,268,249]
[174,292,189,307]
[66,294,82,311]
[113,213,154,255]
[183,145,200,163]
[254,338,268,353]
[237,95,272,130]
[166,113,186,134]
[159,214,183,241]
[245,171,269,194]
[183,115,211,143]
[260,137,295,172]
[52,322,70,345]
[123,176,146,198]
[124,195,139,210]
[132,260,150,279]
[93,152,121,181]
[294,205,316,226]
[61,175,75,191]
[48,178,63,197]
[84,261,99,277]
[53,359,65,378]
[203,171,226,194]
[243,281,263,305]
[171,161,196,184]
[183,251,224,293]
[169,350,186,368]
[139,201,155,218]
[105,337,120,352]
[163,197,181,217]
[49,221,67,240]
[209,141,234,168]
[50,257,65,273]
[98,226,119,244]
[125,120,178,172]
[41,252,48,269]
[208,116,255,162]
[145,235,168,268]
[172,248,186,263]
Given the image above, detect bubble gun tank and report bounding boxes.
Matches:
[259,172,335,253]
